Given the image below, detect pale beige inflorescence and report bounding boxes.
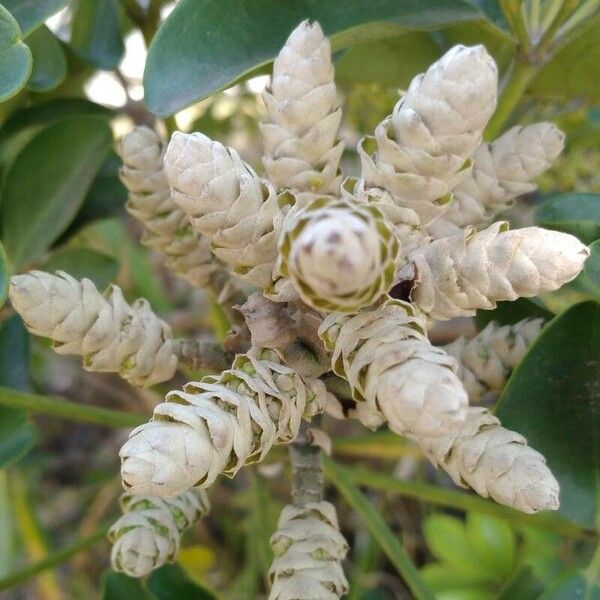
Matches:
[277,196,400,312]
[359,44,498,228]
[319,300,469,437]
[120,348,328,498]
[269,501,348,600]
[402,221,589,320]
[443,318,544,402]
[416,407,560,513]
[164,131,293,290]
[119,126,230,292]
[9,271,176,386]
[430,123,565,238]
[261,20,343,205]
[109,489,210,577]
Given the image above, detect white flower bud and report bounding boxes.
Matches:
[109,489,210,578]
[443,318,544,402]
[403,222,589,319]
[119,126,229,289]
[430,123,565,237]
[359,45,498,226]
[416,407,559,513]
[9,271,176,386]
[276,197,400,312]
[120,349,327,497]
[261,21,343,205]
[319,300,468,437]
[269,501,348,600]
[164,131,293,289]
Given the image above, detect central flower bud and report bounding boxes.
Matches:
[278,197,400,312]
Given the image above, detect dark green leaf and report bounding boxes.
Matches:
[475,298,553,329]
[45,247,118,290]
[541,569,600,600]
[147,564,217,600]
[531,15,600,103]
[0,99,112,178]
[496,301,600,528]
[0,316,36,468]
[25,25,66,91]
[536,193,600,244]
[1,0,69,37]
[463,0,509,30]
[0,4,32,102]
[70,0,124,70]
[60,151,127,240]
[1,116,112,268]
[144,0,487,116]
[583,240,600,298]
[100,570,155,600]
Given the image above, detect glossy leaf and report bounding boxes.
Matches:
[536,193,600,244]
[496,301,600,528]
[25,25,66,92]
[147,564,217,600]
[465,513,516,579]
[144,0,487,116]
[531,14,600,103]
[475,297,552,329]
[0,316,36,469]
[100,570,155,600]
[45,247,119,290]
[583,240,600,298]
[1,116,112,268]
[1,0,69,37]
[0,5,32,102]
[70,0,124,70]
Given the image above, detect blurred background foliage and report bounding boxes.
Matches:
[0,0,598,598]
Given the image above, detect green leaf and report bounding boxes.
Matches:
[324,456,436,600]
[436,590,490,600]
[1,116,112,268]
[0,4,32,102]
[536,193,600,244]
[60,151,127,241]
[0,242,9,309]
[70,0,124,70]
[530,14,600,103]
[465,513,516,579]
[583,240,600,299]
[45,247,118,290]
[335,33,441,89]
[144,0,487,116]
[0,0,69,37]
[0,316,36,469]
[475,297,553,329]
[463,0,509,31]
[100,570,155,600]
[422,515,484,579]
[147,564,218,600]
[0,98,112,178]
[496,566,544,600]
[25,25,66,92]
[420,564,491,592]
[541,569,600,600]
[496,301,600,528]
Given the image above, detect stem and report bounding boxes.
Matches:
[344,463,592,540]
[0,526,108,591]
[0,387,146,428]
[536,0,581,57]
[289,422,324,507]
[324,457,435,600]
[485,57,536,139]
[501,0,532,53]
[173,338,233,372]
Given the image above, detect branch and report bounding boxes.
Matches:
[289,421,324,507]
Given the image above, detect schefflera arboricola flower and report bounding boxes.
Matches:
[109,489,210,578]
[276,196,400,312]
[443,318,544,402]
[269,502,348,600]
[120,348,327,498]
[9,271,176,386]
